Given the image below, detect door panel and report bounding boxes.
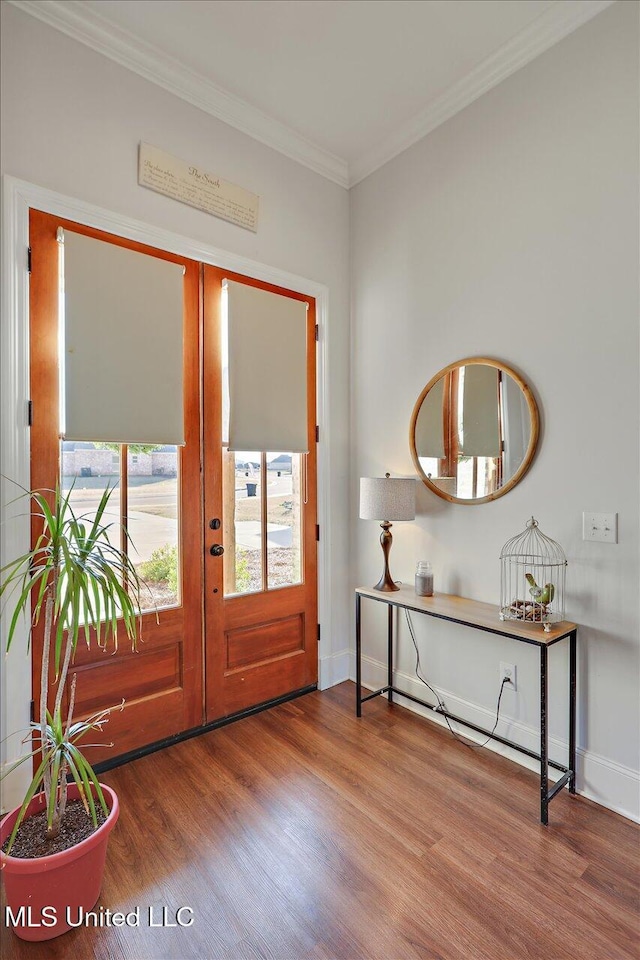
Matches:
[225,614,304,670]
[202,265,317,721]
[29,210,203,764]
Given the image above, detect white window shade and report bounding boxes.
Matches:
[502,373,530,478]
[415,377,445,459]
[460,364,501,458]
[226,280,308,452]
[61,229,185,445]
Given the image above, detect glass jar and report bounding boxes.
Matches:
[415,560,433,597]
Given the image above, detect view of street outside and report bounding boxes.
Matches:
[62,445,299,610]
[229,452,301,594]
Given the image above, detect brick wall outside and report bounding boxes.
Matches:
[62,450,117,477]
[62,448,177,478]
[151,452,178,476]
[127,453,152,476]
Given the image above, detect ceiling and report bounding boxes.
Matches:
[12,0,614,186]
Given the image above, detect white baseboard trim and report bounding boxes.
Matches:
[318,647,351,691]
[0,759,31,818]
[351,653,640,823]
[579,750,640,823]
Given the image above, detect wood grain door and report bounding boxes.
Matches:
[28,213,318,763]
[202,265,318,721]
[29,210,203,764]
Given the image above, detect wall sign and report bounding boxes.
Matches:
[138,142,259,232]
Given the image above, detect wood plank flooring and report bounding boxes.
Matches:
[2,682,638,959]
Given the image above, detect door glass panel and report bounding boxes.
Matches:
[129,446,180,610]
[60,441,122,623]
[266,452,302,589]
[60,441,121,539]
[223,449,263,596]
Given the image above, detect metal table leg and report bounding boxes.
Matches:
[356,593,362,717]
[388,603,394,704]
[540,644,549,825]
[569,630,577,794]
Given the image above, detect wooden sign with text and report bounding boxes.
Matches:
[138,143,259,232]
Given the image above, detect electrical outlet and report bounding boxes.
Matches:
[500,662,517,691]
[583,512,618,543]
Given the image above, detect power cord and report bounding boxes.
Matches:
[403,608,510,751]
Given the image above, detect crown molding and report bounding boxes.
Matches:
[7,0,349,189]
[9,0,616,189]
[349,0,617,186]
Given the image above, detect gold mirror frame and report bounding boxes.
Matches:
[409,357,539,505]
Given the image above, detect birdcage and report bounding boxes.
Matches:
[500,517,567,631]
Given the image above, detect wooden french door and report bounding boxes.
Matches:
[29,210,204,764]
[28,211,317,764]
[202,265,318,721]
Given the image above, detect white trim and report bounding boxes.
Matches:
[319,647,351,691]
[350,0,616,184]
[8,0,614,188]
[353,652,640,823]
[579,749,640,824]
[7,0,349,189]
[0,178,33,815]
[0,175,333,810]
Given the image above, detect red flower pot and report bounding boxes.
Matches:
[0,783,119,941]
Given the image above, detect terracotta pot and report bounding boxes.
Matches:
[0,783,119,941]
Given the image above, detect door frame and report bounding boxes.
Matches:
[0,174,333,812]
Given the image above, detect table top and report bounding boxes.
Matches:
[355,585,577,646]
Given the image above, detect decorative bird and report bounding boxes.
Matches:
[525,573,555,605]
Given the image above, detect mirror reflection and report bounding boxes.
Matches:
[410,358,538,503]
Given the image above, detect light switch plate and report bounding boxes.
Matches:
[583,512,618,543]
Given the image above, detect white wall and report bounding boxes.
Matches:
[350,1,639,820]
[0,4,351,808]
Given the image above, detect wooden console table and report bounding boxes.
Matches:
[355,586,577,824]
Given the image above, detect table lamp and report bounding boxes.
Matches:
[360,473,416,591]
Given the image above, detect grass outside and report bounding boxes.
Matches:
[137,545,298,604]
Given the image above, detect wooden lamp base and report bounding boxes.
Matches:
[373,522,400,592]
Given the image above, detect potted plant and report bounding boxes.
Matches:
[0,482,143,941]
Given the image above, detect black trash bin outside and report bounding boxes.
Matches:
[246,483,257,497]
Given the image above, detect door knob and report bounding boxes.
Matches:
[210,544,224,557]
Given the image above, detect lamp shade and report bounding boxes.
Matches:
[359,476,416,521]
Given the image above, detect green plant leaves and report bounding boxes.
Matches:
[1,480,143,852]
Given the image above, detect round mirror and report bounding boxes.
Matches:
[410,357,539,504]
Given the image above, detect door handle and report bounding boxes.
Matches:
[210,544,224,557]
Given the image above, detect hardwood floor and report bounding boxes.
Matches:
[2,682,638,959]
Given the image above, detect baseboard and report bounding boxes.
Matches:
[0,758,31,817]
[351,653,640,823]
[578,749,640,823]
[319,647,351,690]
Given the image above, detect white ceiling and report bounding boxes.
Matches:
[13,0,615,186]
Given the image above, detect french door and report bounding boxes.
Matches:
[202,266,318,721]
[28,210,317,765]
